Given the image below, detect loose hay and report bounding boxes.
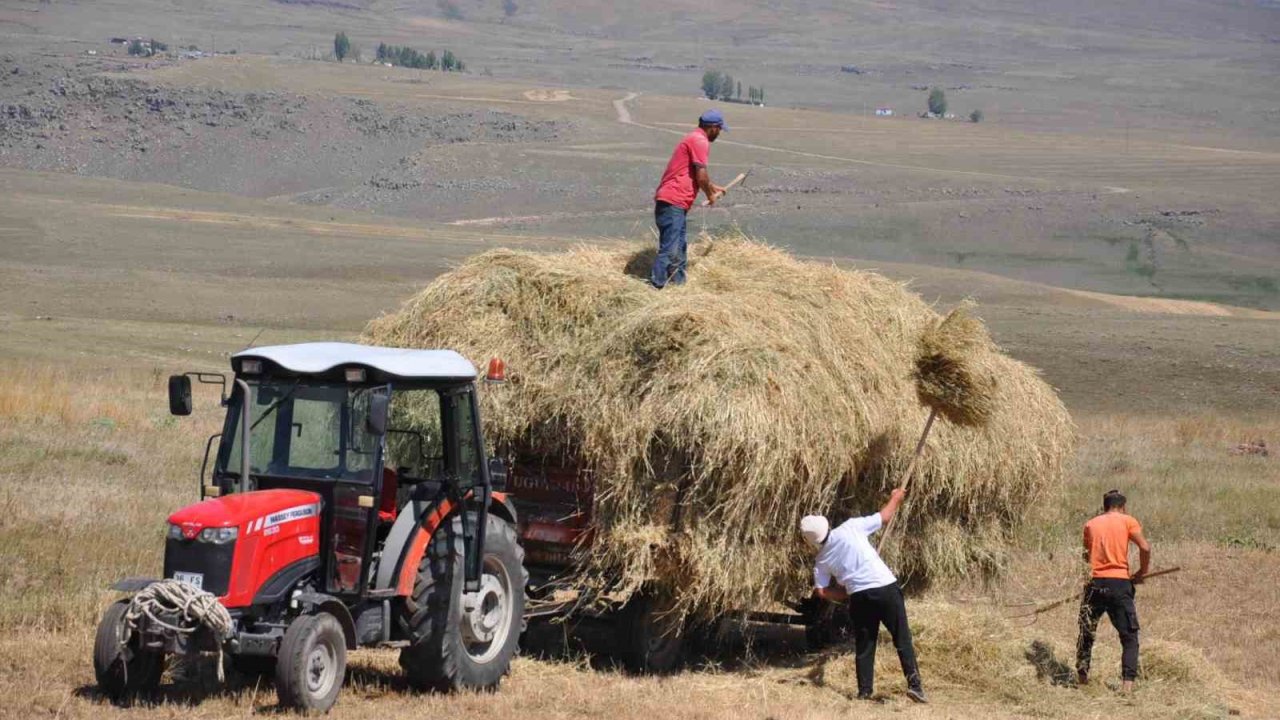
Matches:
[363,235,1076,616]
[815,601,1231,719]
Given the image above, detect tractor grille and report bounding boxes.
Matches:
[163,538,235,597]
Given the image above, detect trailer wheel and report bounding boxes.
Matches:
[94,599,165,704]
[398,513,526,692]
[275,613,346,713]
[617,591,686,674]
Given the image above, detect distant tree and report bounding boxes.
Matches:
[438,0,463,20]
[503,0,518,16]
[718,73,734,100]
[426,50,437,69]
[127,39,147,56]
[701,70,722,100]
[969,109,983,123]
[927,87,946,116]
[376,42,388,62]
[736,80,741,99]
[334,32,350,62]
[152,40,168,52]
[759,86,764,105]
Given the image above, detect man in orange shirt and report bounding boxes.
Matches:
[649,110,727,288]
[1076,489,1152,692]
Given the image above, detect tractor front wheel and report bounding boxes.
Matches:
[398,513,526,692]
[275,613,347,713]
[93,599,165,704]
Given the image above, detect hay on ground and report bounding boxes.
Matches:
[814,601,1230,718]
[363,234,1075,616]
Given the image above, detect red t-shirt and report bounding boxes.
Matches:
[654,129,710,210]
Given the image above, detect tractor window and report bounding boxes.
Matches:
[385,389,445,480]
[220,381,380,482]
[288,394,341,472]
[450,391,483,489]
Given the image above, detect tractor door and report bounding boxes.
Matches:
[323,385,388,595]
[442,386,490,591]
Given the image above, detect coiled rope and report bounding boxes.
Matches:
[123,579,235,681]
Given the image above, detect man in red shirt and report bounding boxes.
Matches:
[650,110,727,288]
[1076,489,1152,693]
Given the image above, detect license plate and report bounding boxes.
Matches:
[173,571,204,589]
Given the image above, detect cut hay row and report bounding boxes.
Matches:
[811,601,1230,718]
[364,234,1075,616]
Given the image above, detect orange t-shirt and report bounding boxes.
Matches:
[1083,512,1142,579]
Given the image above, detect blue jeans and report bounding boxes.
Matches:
[651,201,688,288]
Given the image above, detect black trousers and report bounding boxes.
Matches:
[848,583,921,694]
[1076,578,1140,681]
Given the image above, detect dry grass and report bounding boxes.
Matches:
[811,601,1234,719]
[0,364,1275,718]
[363,236,1075,615]
[0,364,219,632]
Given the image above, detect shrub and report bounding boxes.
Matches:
[928,87,947,116]
[702,71,722,100]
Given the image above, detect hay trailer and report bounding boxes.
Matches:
[94,343,526,712]
[508,460,831,673]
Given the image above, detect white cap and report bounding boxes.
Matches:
[799,515,830,548]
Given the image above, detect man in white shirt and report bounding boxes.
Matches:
[801,488,926,703]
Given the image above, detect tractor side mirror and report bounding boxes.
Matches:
[488,457,508,491]
[367,393,389,436]
[168,375,192,416]
[256,385,279,405]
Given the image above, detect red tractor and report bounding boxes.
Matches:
[94,343,526,712]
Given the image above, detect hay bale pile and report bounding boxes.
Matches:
[364,236,1075,616]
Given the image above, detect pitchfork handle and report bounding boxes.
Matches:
[877,407,938,553]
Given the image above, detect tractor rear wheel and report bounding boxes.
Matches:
[398,513,526,692]
[93,599,165,703]
[275,613,347,713]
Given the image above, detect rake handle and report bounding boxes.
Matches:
[1033,566,1182,616]
[877,407,938,553]
[701,171,748,206]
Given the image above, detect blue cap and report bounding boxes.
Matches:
[699,109,728,130]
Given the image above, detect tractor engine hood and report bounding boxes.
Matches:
[165,489,323,607]
[168,489,321,538]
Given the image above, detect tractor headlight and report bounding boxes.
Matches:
[198,527,238,544]
[167,523,184,541]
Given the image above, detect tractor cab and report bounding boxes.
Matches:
[97,343,526,713]
[196,344,491,602]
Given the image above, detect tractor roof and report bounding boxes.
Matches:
[233,342,477,382]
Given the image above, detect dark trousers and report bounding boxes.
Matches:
[651,201,688,288]
[1076,578,1140,681]
[849,583,922,694]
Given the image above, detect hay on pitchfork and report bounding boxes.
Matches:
[914,304,998,427]
[363,234,1075,617]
